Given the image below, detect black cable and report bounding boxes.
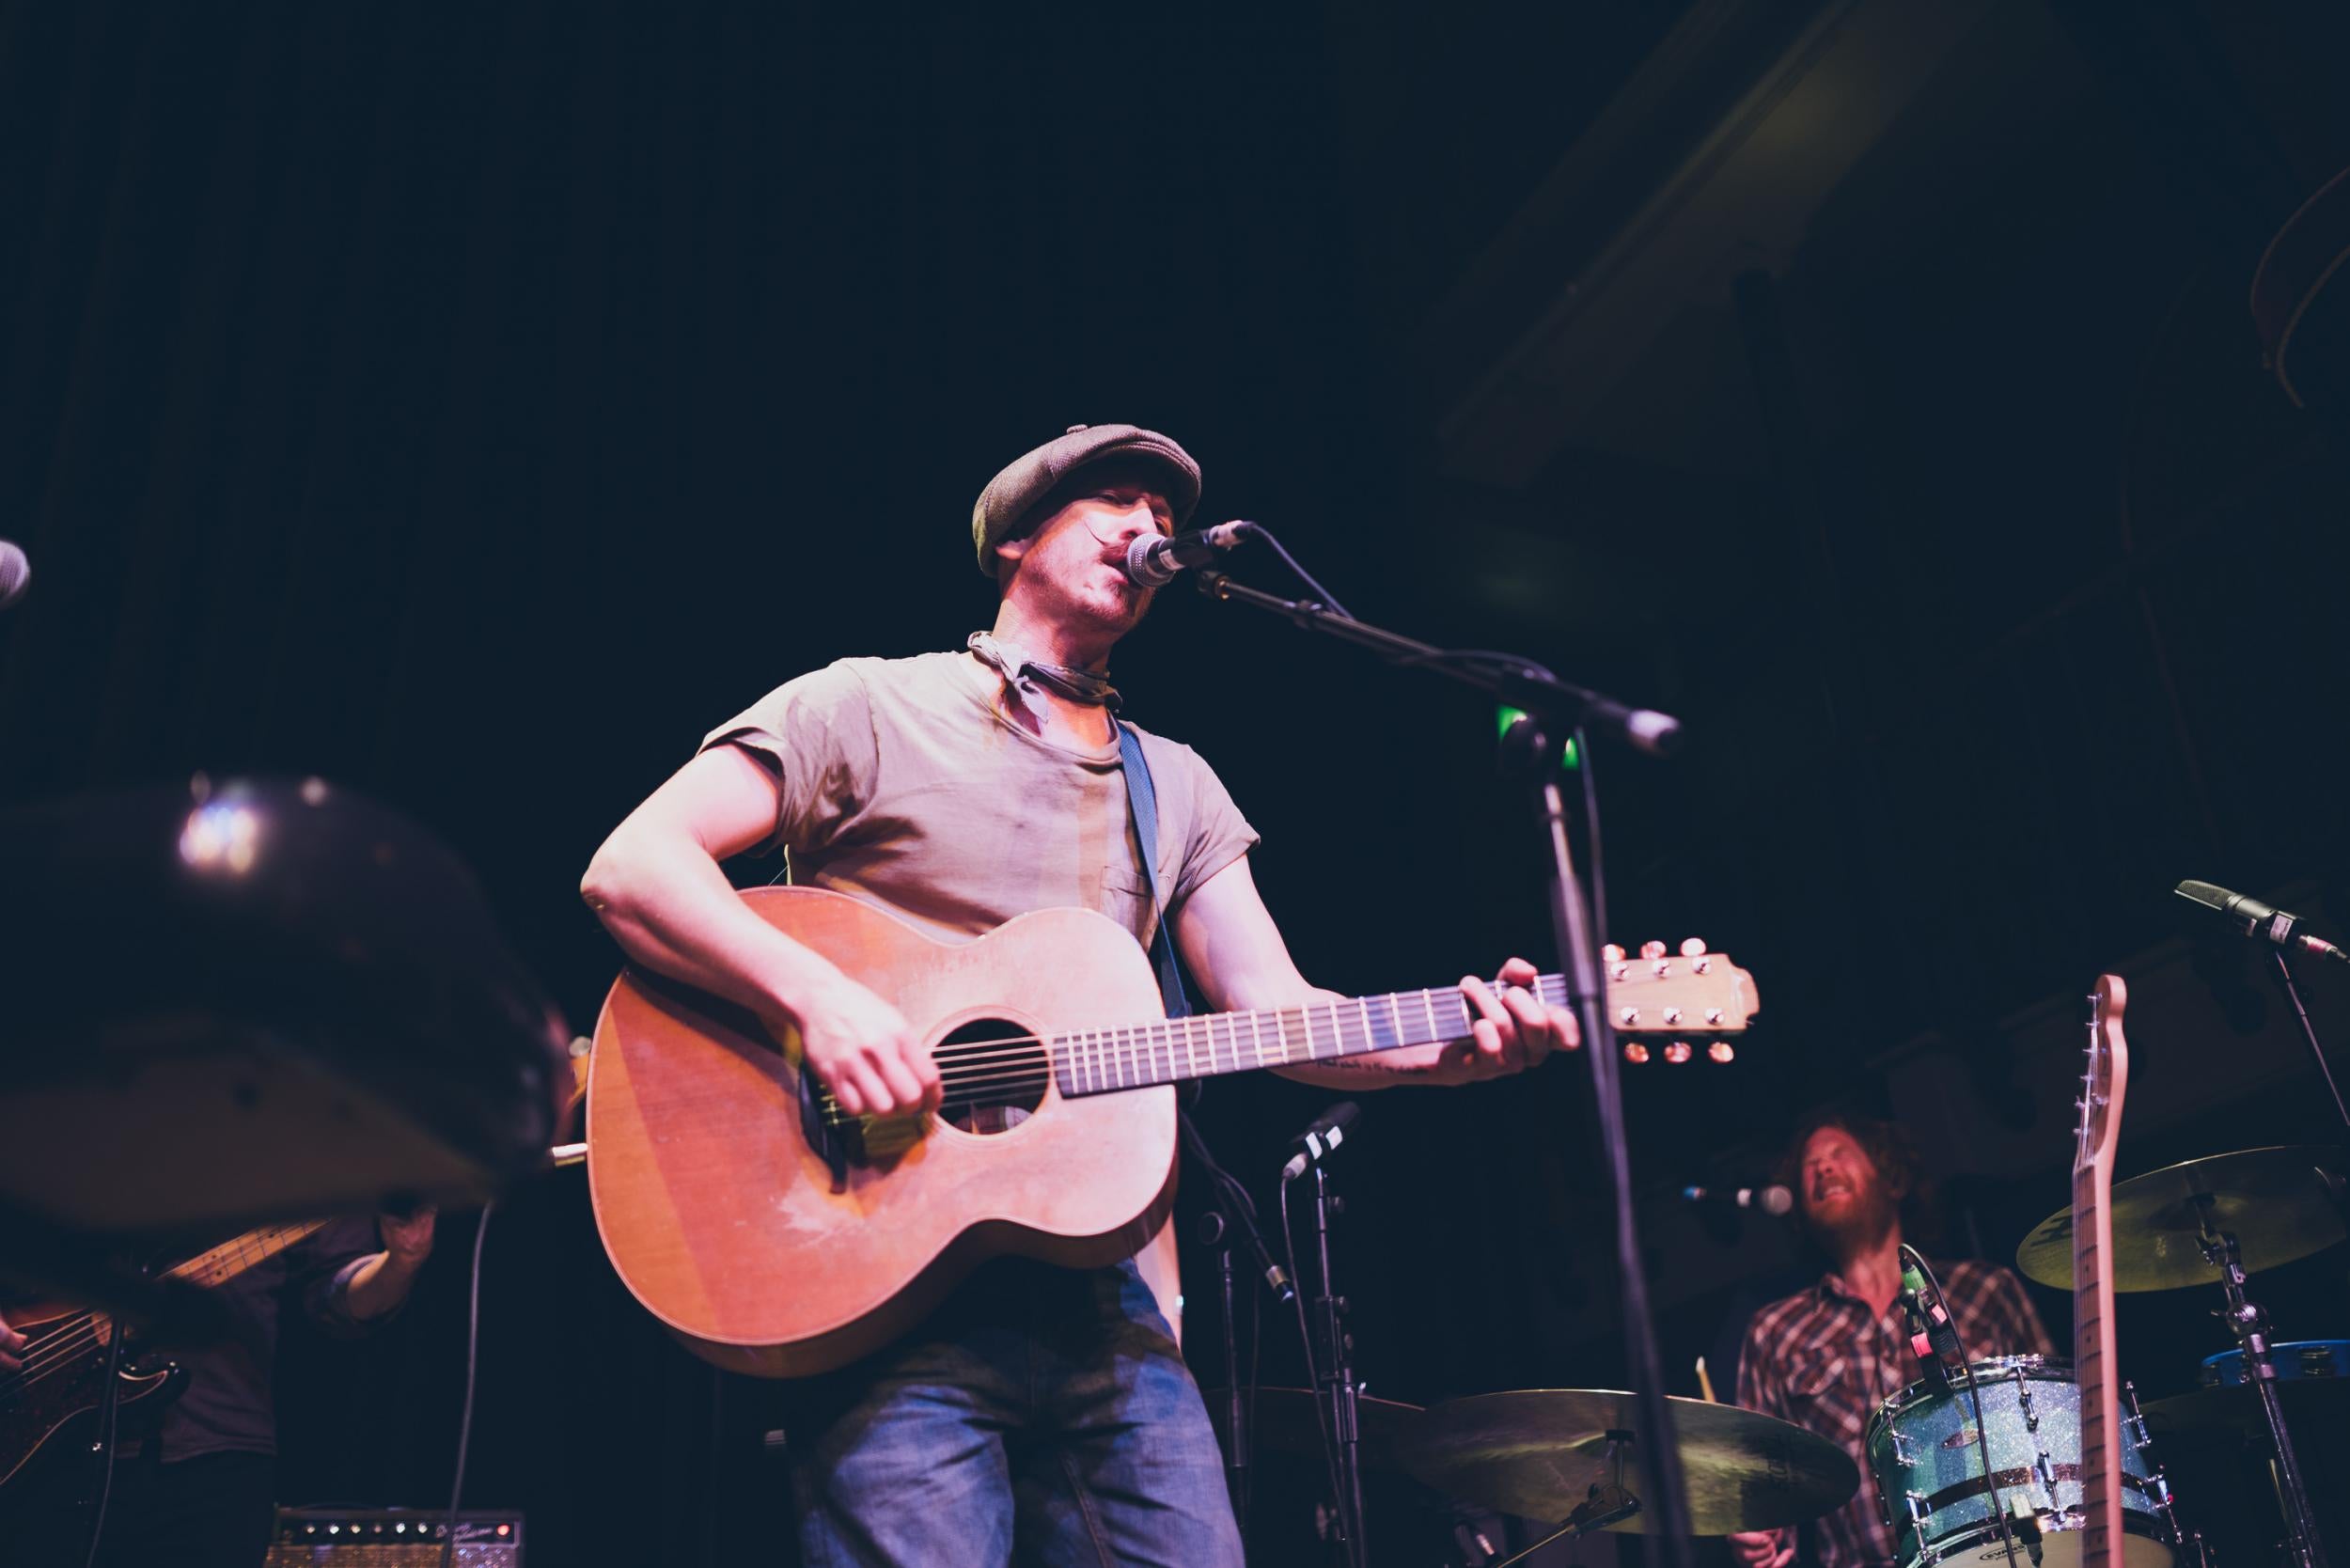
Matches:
[1249,526,1354,620]
[440,1202,492,1568]
[1903,1246,2017,1565]
[79,1325,129,1568]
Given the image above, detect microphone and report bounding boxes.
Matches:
[1900,1263,1966,1372]
[2175,880,2350,965]
[1123,520,1258,588]
[1280,1101,1360,1181]
[1680,1184,1794,1216]
[0,541,27,612]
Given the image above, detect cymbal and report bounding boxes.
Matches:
[2016,1146,2346,1292]
[1395,1389,1857,1535]
[1197,1387,1424,1474]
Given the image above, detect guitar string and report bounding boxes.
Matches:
[832,1003,1639,1095]
[1,1225,329,1390]
[828,980,1590,1079]
[789,976,1609,1067]
[816,1010,1727,1120]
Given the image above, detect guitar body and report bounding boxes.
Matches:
[2075,975,2130,1568]
[587,887,1180,1378]
[0,1305,179,1489]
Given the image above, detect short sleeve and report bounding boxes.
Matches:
[1167,744,1259,908]
[699,662,880,857]
[293,1215,389,1339]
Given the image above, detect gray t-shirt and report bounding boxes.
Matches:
[701,651,1258,948]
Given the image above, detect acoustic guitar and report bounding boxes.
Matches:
[586,886,1758,1377]
[0,1220,328,1488]
[2074,976,2130,1568]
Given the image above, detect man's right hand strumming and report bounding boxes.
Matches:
[789,976,942,1119]
[1729,1529,1794,1568]
[0,1309,24,1374]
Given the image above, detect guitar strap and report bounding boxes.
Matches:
[1115,721,1193,1020]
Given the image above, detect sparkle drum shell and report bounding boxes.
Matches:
[1864,1356,2173,1568]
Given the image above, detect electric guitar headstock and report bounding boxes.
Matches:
[2076,975,2128,1178]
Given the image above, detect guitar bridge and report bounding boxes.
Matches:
[799,1068,851,1193]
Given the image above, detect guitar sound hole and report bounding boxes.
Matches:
[934,1018,1049,1135]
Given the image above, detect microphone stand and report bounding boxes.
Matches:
[1179,1111,1292,1535]
[1309,1163,1367,1568]
[1196,1208,1252,1521]
[1193,570,1699,1568]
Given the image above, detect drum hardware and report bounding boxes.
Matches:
[2195,1206,2326,1568]
[1864,1355,2177,1568]
[2122,1381,2199,1565]
[1480,1438,1639,1568]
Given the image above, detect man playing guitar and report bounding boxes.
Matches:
[579,423,1576,1564]
[1731,1112,2051,1568]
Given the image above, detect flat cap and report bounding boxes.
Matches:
[972,423,1201,577]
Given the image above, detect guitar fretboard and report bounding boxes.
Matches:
[1052,977,1573,1095]
[163,1220,332,1289]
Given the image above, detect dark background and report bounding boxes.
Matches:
[4,1,2350,1561]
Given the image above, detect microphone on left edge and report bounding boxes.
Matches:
[1122,520,1258,588]
[1681,1184,1794,1216]
[0,541,28,612]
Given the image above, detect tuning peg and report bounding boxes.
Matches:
[1707,1041,1735,1064]
[1680,937,1708,957]
[1639,940,1668,960]
[1601,944,1624,964]
[1622,1042,1652,1064]
[1663,1041,1693,1064]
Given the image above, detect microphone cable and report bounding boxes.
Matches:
[1901,1244,2016,1568]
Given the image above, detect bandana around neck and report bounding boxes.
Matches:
[967,630,1121,713]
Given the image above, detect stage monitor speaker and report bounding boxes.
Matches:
[265,1508,523,1567]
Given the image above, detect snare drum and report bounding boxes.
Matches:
[1864,1355,2174,1568]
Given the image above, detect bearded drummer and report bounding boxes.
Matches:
[1729,1111,2054,1568]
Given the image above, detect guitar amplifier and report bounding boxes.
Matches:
[265,1508,523,1567]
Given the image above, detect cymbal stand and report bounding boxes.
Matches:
[1485,1436,1640,1568]
[2198,1204,2326,1568]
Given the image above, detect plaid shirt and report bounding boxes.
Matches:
[1735,1260,2055,1568]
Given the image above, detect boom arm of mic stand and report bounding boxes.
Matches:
[1191,572,1681,757]
[1193,566,1698,1568]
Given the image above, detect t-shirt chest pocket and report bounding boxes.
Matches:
[1100,858,1167,947]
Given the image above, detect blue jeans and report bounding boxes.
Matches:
[780,1254,1246,1567]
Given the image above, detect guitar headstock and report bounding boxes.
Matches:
[2077,974,2129,1174]
[1599,939,1759,1063]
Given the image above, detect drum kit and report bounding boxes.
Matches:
[1214,1145,2347,1568]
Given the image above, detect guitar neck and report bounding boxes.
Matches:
[2074,976,2129,1568]
[2074,1158,2123,1567]
[160,1219,335,1290]
[1053,977,1558,1095]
